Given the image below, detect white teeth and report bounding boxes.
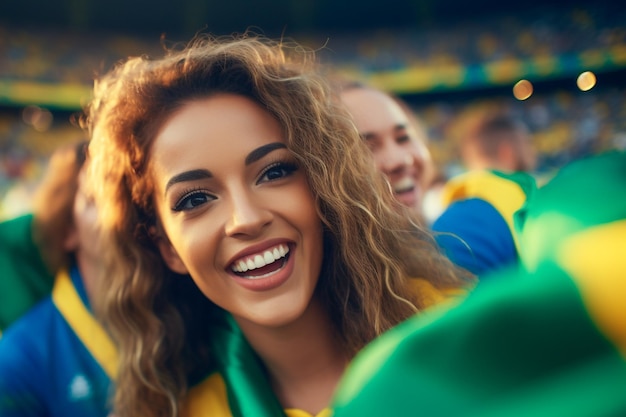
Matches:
[231,244,290,273]
[393,177,415,193]
[246,259,255,270]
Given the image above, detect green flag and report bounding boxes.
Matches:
[332,150,626,417]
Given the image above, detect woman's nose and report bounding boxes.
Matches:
[379,143,413,174]
[224,190,273,238]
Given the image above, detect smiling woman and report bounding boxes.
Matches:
[338,83,434,219]
[81,33,473,417]
[151,94,324,327]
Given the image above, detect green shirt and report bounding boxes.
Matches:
[0,214,54,332]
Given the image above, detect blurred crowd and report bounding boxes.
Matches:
[1,2,625,216]
[318,3,625,74]
[2,3,624,84]
[417,87,626,178]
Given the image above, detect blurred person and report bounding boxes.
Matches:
[0,140,86,333]
[431,112,538,278]
[0,147,114,416]
[338,82,434,220]
[337,83,535,278]
[332,149,626,416]
[460,112,537,173]
[432,169,536,278]
[82,34,472,417]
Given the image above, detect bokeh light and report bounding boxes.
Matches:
[577,71,597,91]
[513,79,533,100]
[21,105,54,132]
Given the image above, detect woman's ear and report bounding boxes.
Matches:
[150,225,188,274]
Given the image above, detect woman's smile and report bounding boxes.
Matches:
[230,242,290,276]
[228,242,296,291]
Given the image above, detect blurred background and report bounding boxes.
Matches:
[1,0,625,216]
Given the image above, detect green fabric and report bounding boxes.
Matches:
[0,214,54,332]
[515,150,626,271]
[332,150,626,417]
[207,309,287,417]
[333,261,626,416]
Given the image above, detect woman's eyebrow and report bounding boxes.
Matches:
[245,142,286,165]
[165,169,212,194]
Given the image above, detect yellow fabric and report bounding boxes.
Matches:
[409,277,466,308]
[557,219,626,358]
[51,269,119,379]
[183,372,233,417]
[184,372,332,417]
[440,170,527,250]
[286,408,332,417]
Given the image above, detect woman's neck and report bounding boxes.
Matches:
[76,250,100,305]
[236,298,348,415]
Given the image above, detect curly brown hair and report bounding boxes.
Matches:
[83,33,472,417]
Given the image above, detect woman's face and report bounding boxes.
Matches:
[150,94,324,329]
[340,88,432,214]
[64,166,103,300]
[66,167,101,258]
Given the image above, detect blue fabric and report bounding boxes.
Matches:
[433,198,517,278]
[0,266,112,417]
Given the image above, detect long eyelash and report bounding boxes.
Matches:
[172,186,206,211]
[260,157,299,177]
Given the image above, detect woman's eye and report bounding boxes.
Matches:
[397,135,411,144]
[173,191,213,212]
[259,162,297,183]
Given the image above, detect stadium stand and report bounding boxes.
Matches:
[1,2,625,213]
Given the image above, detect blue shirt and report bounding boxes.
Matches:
[0,266,113,417]
[432,170,536,279]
